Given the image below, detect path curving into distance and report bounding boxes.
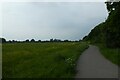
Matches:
[75,45,119,78]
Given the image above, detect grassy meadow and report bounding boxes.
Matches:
[3,42,88,78]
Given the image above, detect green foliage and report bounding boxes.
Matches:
[105,2,120,48]
[3,42,88,78]
[83,2,120,48]
[0,38,6,43]
[105,2,120,13]
[83,22,106,44]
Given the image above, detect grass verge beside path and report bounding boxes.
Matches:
[97,44,120,66]
[3,42,88,78]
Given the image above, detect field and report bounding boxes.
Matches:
[97,44,120,66]
[3,42,88,78]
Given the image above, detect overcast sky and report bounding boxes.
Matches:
[1,2,108,41]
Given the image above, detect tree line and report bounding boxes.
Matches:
[83,1,120,48]
[0,38,80,43]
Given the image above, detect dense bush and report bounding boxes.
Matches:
[83,2,120,48]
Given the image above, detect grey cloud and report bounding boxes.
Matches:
[2,2,108,41]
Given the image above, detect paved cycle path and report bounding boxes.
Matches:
[75,45,119,78]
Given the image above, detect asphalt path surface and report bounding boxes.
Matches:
[75,45,119,78]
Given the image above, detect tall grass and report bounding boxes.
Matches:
[97,44,120,66]
[3,42,88,78]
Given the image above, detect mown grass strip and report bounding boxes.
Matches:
[97,44,120,66]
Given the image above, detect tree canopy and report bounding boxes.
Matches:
[83,1,120,48]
